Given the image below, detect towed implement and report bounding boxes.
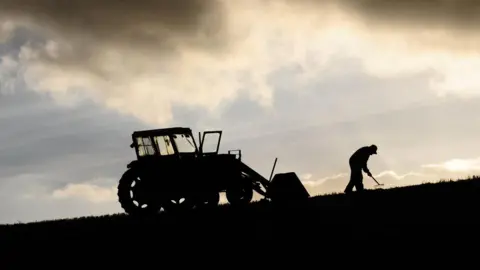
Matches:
[117,127,310,216]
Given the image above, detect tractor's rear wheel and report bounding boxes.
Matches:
[226,177,253,206]
[117,169,161,216]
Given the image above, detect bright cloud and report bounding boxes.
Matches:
[52,183,117,203]
[1,0,480,127]
[302,173,349,187]
[374,170,432,180]
[300,173,313,181]
[302,156,480,195]
[422,157,480,173]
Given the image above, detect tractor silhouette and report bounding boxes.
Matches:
[117,127,310,216]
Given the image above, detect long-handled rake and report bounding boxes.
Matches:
[370,175,384,188]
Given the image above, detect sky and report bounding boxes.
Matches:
[2,0,480,224]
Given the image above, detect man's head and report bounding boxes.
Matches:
[369,144,378,155]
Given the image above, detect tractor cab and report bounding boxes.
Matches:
[130,127,224,159]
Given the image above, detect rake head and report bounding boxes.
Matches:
[370,176,384,188]
[373,183,384,189]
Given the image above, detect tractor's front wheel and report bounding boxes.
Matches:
[226,177,253,206]
[117,169,161,216]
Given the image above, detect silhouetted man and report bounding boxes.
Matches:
[344,144,377,194]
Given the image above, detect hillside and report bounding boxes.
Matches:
[2,176,480,264]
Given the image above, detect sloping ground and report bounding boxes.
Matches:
[2,176,480,264]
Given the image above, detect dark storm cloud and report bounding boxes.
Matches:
[0,0,226,55]
[339,0,480,31]
[3,0,479,49]
[277,0,480,31]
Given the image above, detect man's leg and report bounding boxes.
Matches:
[353,173,364,192]
[344,174,354,194]
[344,166,359,194]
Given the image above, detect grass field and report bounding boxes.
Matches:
[2,176,480,265]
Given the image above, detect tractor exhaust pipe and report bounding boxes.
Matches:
[268,157,278,182]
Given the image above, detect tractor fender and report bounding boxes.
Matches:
[126,160,139,169]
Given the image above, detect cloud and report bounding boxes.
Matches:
[0,20,14,42]
[304,169,432,195]
[52,182,117,203]
[305,155,480,195]
[0,0,225,47]
[0,55,20,94]
[374,170,431,180]
[300,173,313,180]
[302,173,348,187]
[422,157,480,173]
[337,0,480,32]
[0,173,50,199]
[1,0,480,127]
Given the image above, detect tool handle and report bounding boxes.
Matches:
[370,175,380,185]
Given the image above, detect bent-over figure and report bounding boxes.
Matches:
[344,144,377,194]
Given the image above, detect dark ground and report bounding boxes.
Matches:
[1,177,480,266]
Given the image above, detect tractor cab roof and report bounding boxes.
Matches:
[132,127,193,138]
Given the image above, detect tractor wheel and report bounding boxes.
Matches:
[195,192,220,210]
[117,169,161,216]
[162,196,196,213]
[226,178,253,206]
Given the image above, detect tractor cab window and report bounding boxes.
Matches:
[154,135,175,156]
[172,133,196,153]
[136,137,156,156]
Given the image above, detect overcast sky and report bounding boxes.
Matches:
[2,0,480,224]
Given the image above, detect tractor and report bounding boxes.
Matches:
[117,127,310,216]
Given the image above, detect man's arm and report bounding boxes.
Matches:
[363,163,372,177]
